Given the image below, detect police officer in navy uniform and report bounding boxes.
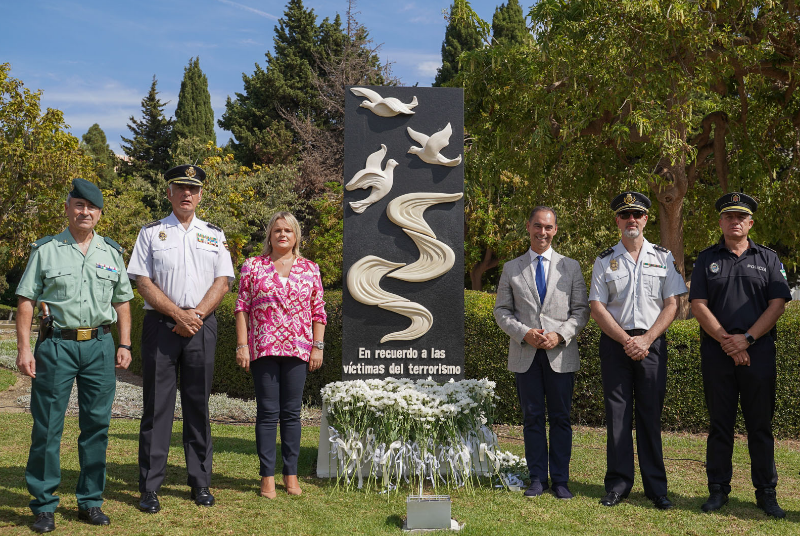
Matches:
[689,192,792,518]
[127,165,234,513]
[15,179,134,533]
[589,192,688,510]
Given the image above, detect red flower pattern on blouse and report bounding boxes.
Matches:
[235,256,327,362]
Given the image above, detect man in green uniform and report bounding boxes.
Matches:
[15,178,134,533]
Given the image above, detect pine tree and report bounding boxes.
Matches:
[174,57,216,146]
[433,1,483,87]
[492,0,527,45]
[219,0,347,165]
[82,123,118,188]
[121,76,174,177]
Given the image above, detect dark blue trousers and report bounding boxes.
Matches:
[701,336,777,493]
[599,333,668,499]
[251,356,307,477]
[515,349,575,486]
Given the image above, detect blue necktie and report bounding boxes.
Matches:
[535,255,547,303]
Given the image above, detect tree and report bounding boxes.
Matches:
[82,123,118,188]
[433,0,484,87]
[491,0,527,46]
[219,0,347,166]
[0,63,96,290]
[458,1,800,310]
[121,77,174,180]
[174,57,216,146]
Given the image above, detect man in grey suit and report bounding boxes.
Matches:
[494,206,590,499]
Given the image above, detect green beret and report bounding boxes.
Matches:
[611,191,651,214]
[165,164,206,186]
[69,178,103,209]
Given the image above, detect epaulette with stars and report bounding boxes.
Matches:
[206,223,222,232]
[144,220,161,229]
[30,236,54,248]
[103,236,124,255]
[653,245,670,253]
[598,247,614,259]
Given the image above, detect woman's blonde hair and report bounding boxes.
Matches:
[262,211,302,258]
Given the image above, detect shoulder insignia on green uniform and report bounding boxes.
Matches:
[144,220,161,229]
[598,247,614,259]
[653,245,669,253]
[103,236,124,255]
[206,223,222,232]
[31,236,54,248]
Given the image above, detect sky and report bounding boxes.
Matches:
[2,0,511,154]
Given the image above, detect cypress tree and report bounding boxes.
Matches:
[492,0,527,45]
[82,123,118,188]
[174,57,216,145]
[433,1,482,87]
[120,75,174,178]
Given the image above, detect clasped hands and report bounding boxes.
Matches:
[720,333,750,366]
[623,335,651,361]
[523,329,562,350]
[173,308,204,337]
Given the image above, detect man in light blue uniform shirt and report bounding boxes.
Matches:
[589,191,687,510]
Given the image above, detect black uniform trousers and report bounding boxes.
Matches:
[599,333,668,499]
[701,335,777,494]
[515,348,575,486]
[138,311,217,492]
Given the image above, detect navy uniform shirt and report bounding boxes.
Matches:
[689,238,792,334]
[589,238,688,330]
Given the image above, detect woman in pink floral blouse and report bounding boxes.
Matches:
[234,211,326,499]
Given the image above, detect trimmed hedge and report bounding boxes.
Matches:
[126,291,800,438]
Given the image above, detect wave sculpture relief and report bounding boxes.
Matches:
[347,192,463,342]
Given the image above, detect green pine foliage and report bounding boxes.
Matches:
[174,57,216,146]
[219,0,347,166]
[433,1,483,87]
[491,0,527,46]
[81,123,118,188]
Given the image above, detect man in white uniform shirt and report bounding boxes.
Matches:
[127,165,234,513]
[589,191,687,510]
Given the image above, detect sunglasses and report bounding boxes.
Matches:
[617,211,646,220]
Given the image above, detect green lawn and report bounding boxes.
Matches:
[0,368,15,392]
[0,415,798,535]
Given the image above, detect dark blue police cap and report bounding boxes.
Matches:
[165,164,205,186]
[715,192,757,215]
[611,191,651,214]
[69,178,103,209]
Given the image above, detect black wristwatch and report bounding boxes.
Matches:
[744,332,756,346]
[119,344,132,351]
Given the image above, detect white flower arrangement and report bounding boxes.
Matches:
[321,377,527,492]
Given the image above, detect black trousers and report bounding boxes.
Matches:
[599,333,668,498]
[515,349,575,485]
[701,336,777,493]
[138,311,217,492]
[251,355,307,477]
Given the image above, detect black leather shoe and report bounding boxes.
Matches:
[701,485,729,512]
[652,495,674,510]
[600,491,623,507]
[78,507,110,525]
[31,512,55,533]
[139,491,160,513]
[756,488,786,519]
[191,487,215,507]
[523,480,548,498]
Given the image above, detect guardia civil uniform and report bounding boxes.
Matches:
[16,180,133,516]
[126,165,234,503]
[689,192,792,517]
[588,192,688,504]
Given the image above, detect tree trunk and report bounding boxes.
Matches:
[470,247,498,291]
[652,158,690,319]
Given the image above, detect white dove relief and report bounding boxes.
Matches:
[407,122,462,167]
[345,144,398,214]
[350,87,418,117]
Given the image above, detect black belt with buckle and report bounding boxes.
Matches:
[56,325,112,341]
[625,329,647,336]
